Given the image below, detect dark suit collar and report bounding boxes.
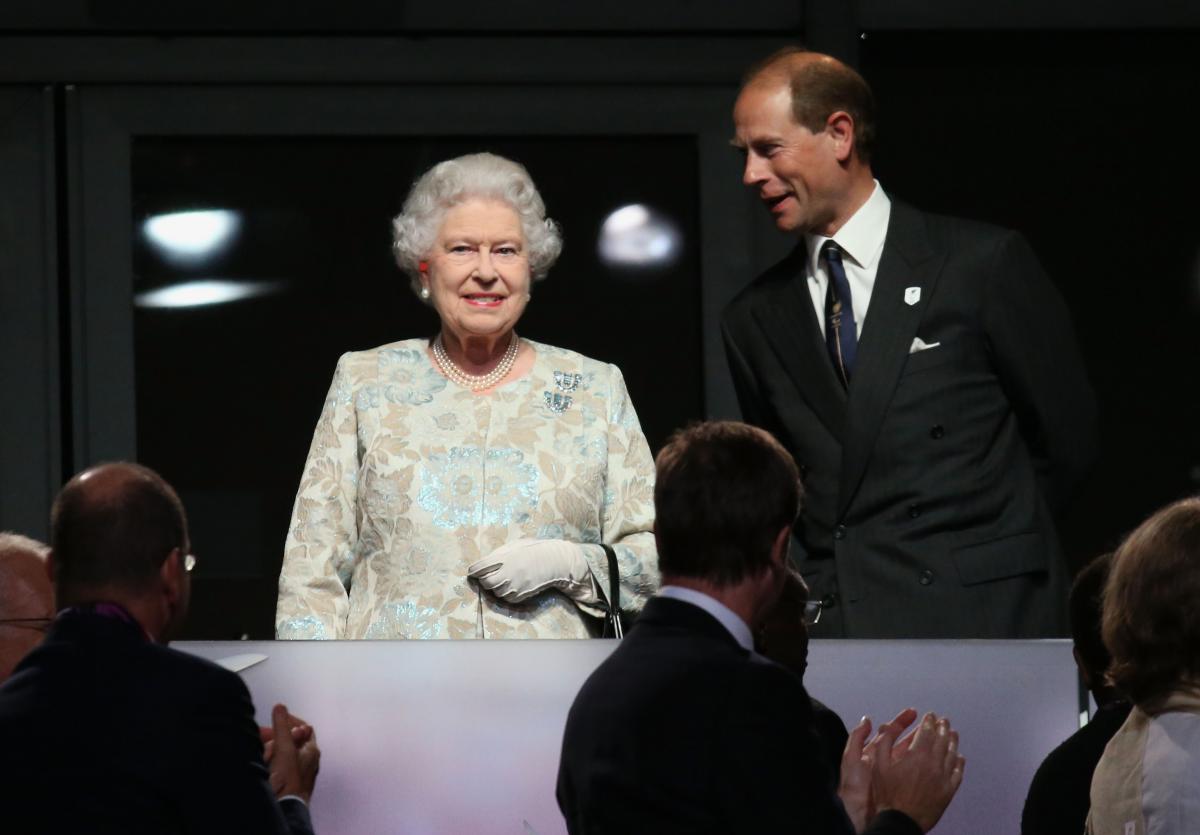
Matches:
[749,244,848,442]
[633,596,747,653]
[838,202,946,515]
[48,605,152,646]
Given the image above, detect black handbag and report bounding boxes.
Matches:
[599,544,632,638]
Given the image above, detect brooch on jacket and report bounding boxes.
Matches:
[544,391,573,414]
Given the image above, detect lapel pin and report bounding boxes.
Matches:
[904,287,921,306]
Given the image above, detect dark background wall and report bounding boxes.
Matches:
[1,1,1197,637]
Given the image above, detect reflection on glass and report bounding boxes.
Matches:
[134,278,283,309]
[597,203,683,270]
[142,209,241,265]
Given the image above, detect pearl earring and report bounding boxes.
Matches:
[420,287,430,300]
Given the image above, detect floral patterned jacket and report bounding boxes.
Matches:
[276,338,659,639]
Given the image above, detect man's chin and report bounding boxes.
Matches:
[771,212,803,234]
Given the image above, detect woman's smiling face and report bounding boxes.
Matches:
[423,198,531,343]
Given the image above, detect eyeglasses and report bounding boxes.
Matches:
[0,617,53,633]
[801,600,823,627]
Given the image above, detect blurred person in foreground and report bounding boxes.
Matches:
[557,421,964,834]
[0,462,319,835]
[1086,498,1200,834]
[1021,552,1130,835]
[0,532,54,683]
[277,152,657,640]
[756,568,850,781]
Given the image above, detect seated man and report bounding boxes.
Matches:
[0,462,320,834]
[557,420,964,834]
[1022,552,1130,835]
[0,532,54,683]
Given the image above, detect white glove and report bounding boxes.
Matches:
[467,538,600,606]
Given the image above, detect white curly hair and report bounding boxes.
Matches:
[392,152,563,297]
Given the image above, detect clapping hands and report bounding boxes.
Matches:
[259,703,321,805]
[838,708,965,833]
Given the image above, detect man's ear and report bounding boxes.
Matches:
[770,526,792,570]
[160,547,185,606]
[825,110,856,163]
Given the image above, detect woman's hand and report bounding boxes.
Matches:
[467,539,600,605]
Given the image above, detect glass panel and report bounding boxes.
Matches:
[132,136,702,638]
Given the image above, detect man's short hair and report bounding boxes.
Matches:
[50,463,188,597]
[1069,552,1114,684]
[654,421,801,586]
[1102,497,1200,705]
[743,46,878,163]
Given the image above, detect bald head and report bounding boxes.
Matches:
[0,532,54,682]
[50,462,189,604]
[741,47,877,164]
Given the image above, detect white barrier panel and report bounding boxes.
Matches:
[178,639,1079,835]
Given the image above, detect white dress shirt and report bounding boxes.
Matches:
[804,180,892,339]
[657,585,754,652]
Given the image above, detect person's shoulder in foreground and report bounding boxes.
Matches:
[1022,552,1130,835]
[1086,498,1200,834]
[0,461,320,835]
[557,420,964,834]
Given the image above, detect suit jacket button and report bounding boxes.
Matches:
[930,425,945,439]
[833,525,846,540]
[918,569,935,586]
[907,503,921,519]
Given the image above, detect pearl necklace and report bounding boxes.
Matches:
[432,333,519,391]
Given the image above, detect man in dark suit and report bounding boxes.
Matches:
[0,462,320,835]
[557,420,964,834]
[722,48,1097,637]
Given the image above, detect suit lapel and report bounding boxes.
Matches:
[750,245,847,442]
[838,203,945,516]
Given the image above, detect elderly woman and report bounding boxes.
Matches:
[276,153,658,639]
[1085,497,1200,834]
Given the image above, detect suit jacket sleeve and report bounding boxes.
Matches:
[717,660,856,834]
[982,232,1097,514]
[181,668,315,835]
[718,661,924,835]
[279,798,316,835]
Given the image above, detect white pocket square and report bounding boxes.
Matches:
[909,337,942,354]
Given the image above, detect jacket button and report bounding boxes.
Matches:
[918,569,934,586]
[930,425,945,439]
[907,503,921,519]
[833,525,846,540]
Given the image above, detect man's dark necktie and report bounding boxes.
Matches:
[822,240,857,387]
